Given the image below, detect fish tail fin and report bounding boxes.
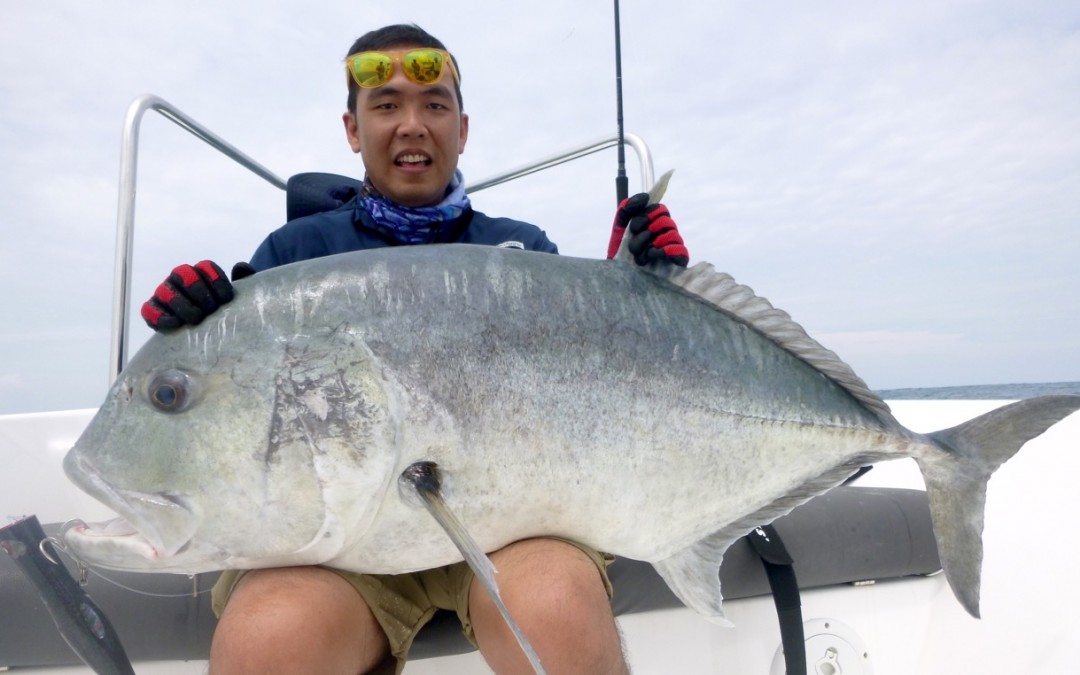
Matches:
[918,395,1080,618]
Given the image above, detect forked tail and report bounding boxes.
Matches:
[917,394,1080,617]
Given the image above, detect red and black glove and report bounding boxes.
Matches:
[141,261,254,331]
[607,193,689,266]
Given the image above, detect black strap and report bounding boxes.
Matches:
[747,524,806,675]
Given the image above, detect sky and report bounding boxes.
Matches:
[1,0,1078,414]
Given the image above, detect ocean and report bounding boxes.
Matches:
[876,381,1080,400]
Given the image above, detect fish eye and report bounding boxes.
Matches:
[146,370,195,413]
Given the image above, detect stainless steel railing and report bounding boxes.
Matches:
[109,94,655,380]
[466,134,654,195]
[109,95,287,382]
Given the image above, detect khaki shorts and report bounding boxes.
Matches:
[211,538,614,675]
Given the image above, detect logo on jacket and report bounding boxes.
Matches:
[496,241,525,250]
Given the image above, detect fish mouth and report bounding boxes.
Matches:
[62,452,199,568]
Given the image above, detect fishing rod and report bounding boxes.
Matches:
[613,0,628,204]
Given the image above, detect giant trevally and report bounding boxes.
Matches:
[61,244,1080,623]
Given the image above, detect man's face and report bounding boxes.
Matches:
[343,45,469,208]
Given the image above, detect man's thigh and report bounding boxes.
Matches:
[211,566,392,673]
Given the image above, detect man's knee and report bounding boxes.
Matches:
[469,539,626,673]
[468,537,613,635]
[485,539,610,614]
[210,567,389,674]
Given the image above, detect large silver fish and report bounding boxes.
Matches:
[62,244,1080,621]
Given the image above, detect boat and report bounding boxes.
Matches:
[2,95,1077,674]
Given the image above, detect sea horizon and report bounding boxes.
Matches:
[877,380,1080,400]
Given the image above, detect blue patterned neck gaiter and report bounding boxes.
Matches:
[357,170,471,244]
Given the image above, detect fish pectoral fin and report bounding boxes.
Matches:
[614,169,675,264]
[652,532,737,627]
[399,462,547,675]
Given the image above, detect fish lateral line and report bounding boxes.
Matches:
[398,461,547,675]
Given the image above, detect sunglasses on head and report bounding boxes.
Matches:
[345,48,461,89]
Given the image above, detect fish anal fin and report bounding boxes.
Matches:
[651,532,737,627]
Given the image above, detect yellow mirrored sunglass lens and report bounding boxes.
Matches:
[349,50,450,88]
[352,54,393,88]
[401,51,445,84]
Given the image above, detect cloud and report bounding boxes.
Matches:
[0,374,27,393]
[818,329,967,359]
[1,1,1078,414]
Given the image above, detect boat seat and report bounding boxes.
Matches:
[0,485,941,668]
[285,172,362,221]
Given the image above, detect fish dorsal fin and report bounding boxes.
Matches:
[650,261,896,425]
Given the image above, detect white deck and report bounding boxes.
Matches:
[3,400,1077,674]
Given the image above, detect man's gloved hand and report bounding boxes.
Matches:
[607,193,689,266]
[230,262,256,281]
[141,260,249,331]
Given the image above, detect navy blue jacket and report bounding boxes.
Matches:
[250,197,558,271]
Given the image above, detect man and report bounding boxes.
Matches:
[143,24,689,675]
